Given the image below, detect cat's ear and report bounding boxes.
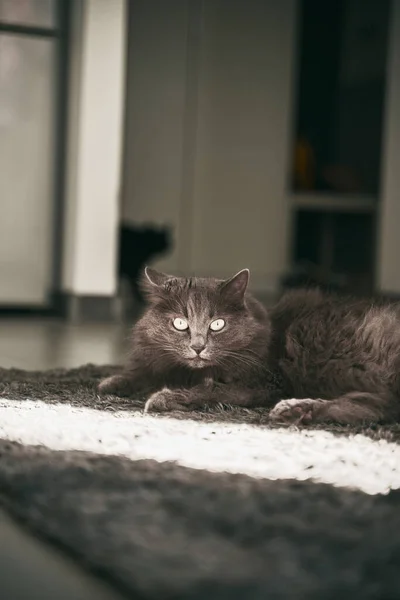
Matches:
[144,267,170,287]
[141,266,172,302]
[220,269,249,303]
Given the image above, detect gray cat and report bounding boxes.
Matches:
[98,267,400,425]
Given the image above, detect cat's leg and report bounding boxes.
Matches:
[98,373,143,397]
[144,384,270,413]
[269,391,397,425]
[144,387,192,412]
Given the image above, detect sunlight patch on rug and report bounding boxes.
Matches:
[1,398,399,495]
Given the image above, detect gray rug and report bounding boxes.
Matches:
[1,365,400,599]
[1,364,400,439]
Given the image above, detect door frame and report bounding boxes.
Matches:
[0,0,70,316]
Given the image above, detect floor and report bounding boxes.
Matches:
[0,317,129,371]
[0,293,278,370]
[0,317,132,600]
[0,509,126,600]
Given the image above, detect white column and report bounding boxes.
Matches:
[376,0,400,294]
[62,0,127,296]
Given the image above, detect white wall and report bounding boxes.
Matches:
[376,0,400,294]
[121,0,189,272]
[122,0,298,291]
[190,0,297,291]
[62,0,127,296]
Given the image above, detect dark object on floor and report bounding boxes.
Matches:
[118,224,172,304]
[1,437,400,600]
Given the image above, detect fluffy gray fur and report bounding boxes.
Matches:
[99,268,400,425]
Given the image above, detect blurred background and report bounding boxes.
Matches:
[0,0,400,366]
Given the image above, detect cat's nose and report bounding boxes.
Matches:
[190,341,206,355]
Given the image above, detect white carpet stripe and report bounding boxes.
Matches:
[1,398,399,495]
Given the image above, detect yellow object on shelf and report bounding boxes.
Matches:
[293,136,316,190]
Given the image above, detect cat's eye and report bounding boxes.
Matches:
[210,318,225,332]
[173,317,189,331]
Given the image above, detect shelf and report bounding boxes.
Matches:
[291,193,377,213]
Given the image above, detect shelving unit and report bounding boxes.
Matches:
[289,194,378,295]
[291,193,377,214]
[288,0,390,295]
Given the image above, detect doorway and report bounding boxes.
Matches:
[0,0,67,309]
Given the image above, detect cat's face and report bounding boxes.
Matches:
[140,268,264,371]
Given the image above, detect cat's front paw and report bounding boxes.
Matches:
[98,374,135,397]
[144,388,190,413]
[269,398,328,424]
[98,375,120,394]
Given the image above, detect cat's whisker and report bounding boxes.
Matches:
[223,350,265,370]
